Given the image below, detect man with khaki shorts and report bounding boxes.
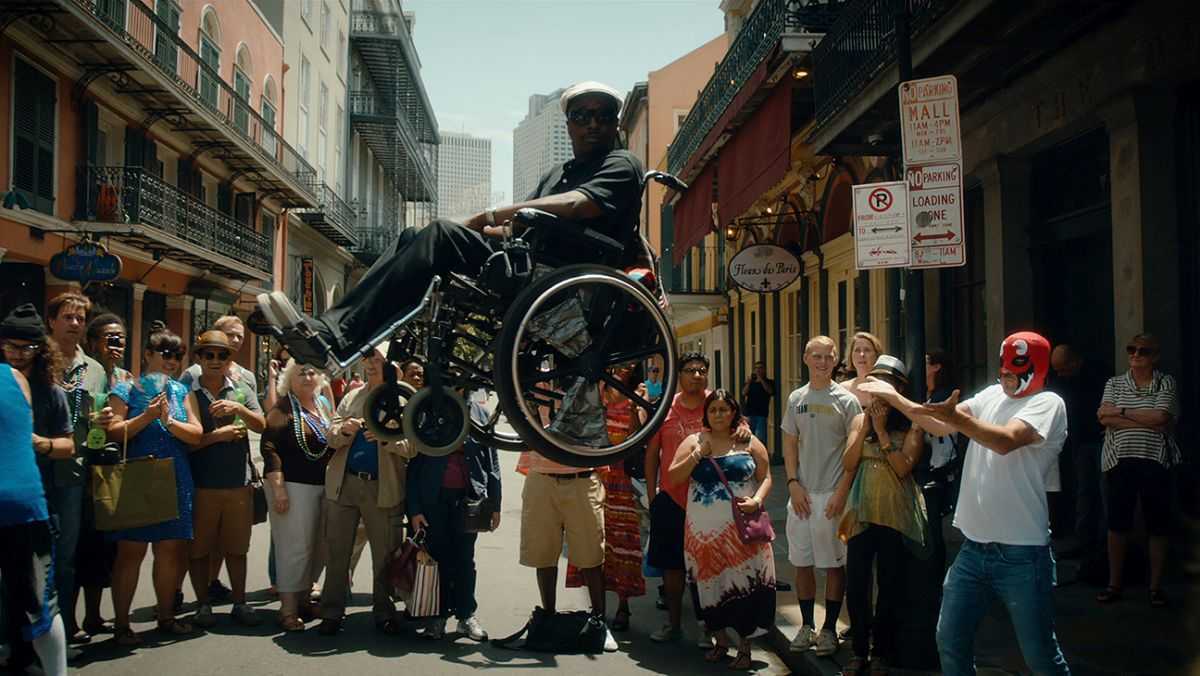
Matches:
[186,331,266,627]
[518,451,616,651]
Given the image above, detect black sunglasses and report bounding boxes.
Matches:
[1126,345,1156,357]
[199,350,231,361]
[157,348,185,360]
[567,109,618,126]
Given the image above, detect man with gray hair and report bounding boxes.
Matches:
[254,81,647,372]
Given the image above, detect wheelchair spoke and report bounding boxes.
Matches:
[598,344,667,368]
[525,365,584,384]
[599,372,654,413]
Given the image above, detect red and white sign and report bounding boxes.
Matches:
[899,75,961,165]
[906,162,965,269]
[853,181,910,270]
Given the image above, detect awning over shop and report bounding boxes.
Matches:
[671,71,793,263]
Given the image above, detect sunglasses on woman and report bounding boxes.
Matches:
[158,349,185,360]
[1125,345,1156,357]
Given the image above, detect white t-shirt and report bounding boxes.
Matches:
[953,384,1068,546]
[781,381,862,494]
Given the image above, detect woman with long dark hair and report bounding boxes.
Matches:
[668,389,774,670]
[105,325,203,645]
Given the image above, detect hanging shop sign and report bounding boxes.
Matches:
[728,244,801,293]
[301,257,315,314]
[49,242,123,283]
[906,162,966,268]
[853,181,911,270]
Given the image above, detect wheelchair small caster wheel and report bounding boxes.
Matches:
[364,381,418,443]
[403,386,470,456]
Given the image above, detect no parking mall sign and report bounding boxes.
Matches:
[49,242,122,284]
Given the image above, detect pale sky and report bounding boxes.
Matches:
[403,0,725,205]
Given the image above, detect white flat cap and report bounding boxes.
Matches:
[560,81,623,114]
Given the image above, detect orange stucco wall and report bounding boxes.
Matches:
[643,34,730,254]
[180,1,284,121]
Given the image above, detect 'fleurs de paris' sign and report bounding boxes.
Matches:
[728,244,801,293]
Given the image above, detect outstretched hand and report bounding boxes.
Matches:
[917,389,963,423]
[857,376,898,399]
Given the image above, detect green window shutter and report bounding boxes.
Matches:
[233,69,250,135]
[154,1,181,75]
[199,37,220,110]
[12,59,56,215]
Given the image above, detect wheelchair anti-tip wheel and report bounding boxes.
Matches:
[363,380,418,443]
[403,386,471,457]
[494,264,678,468]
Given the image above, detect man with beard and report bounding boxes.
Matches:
[861,331,1070,675]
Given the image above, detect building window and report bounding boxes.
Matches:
[333,105,344,193]
[198,33,220,111]
[318,82,328,181]
[301,0,313,26]
[320,2,331,54]
[11,57,56,215]
[786,288,805,392]
[298,57,311,158]
[233,68,250,136]
[153,0,181,75]
[337,30,346,80]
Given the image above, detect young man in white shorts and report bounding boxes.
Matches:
[782,336,863,656]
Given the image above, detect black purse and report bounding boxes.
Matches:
[461,497,492,533]
[248,448,268,525]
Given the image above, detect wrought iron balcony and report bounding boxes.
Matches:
[348,89,438,204]
[666,245,728,296]
[77,165,271,279]
[347,200,399,265]
[297,180,359,248]
[810,0,956,133]
[27,0,318,207]
[666,0,842,176]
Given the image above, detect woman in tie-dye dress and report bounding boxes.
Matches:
[668,389,775,671]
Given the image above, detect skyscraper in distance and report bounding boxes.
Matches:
[512,89,573,202]
[437,131,492,220]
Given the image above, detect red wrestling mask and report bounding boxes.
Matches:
[999,332,1050,398]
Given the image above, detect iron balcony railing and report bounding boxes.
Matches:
[78,0,318,203]
[80,165,272,273]
[810,0,956,129]
[349,10,422,72]
[347,199,398,263]
[667,0,837,175]
[347,89,438,201]
[298,177,358,246]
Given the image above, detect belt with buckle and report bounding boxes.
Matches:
[352,471,377,481]
[548,470,592,480]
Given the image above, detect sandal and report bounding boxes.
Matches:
[1149,588,1168,608]
[841,656,868,676]
[278,614,306,632]
[156,618,194,635]
[114,625,141,647]
[705,645,730,663]
[730,648,752,671]
[611,609,631,632]
[1096,586,1123,603]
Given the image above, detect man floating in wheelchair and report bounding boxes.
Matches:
[251,82,684,468]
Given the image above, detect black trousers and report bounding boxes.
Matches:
[423,488,480,620]
[321,219,494,350]
[846,524,906,660]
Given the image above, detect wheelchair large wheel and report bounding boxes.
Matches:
[466,391,527,452]
[494,264,677,468]
[403,386,471,456]
[363,380,418,443]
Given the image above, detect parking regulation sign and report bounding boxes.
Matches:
[907,162,965,268]
[899,75,961,165]
[853,181,910,270]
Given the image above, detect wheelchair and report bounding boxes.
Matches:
[346,171,688,468]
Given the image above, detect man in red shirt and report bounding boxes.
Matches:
[644,353,750,643]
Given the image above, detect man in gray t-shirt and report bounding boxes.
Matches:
[780,336,863,655]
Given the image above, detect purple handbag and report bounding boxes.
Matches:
[707,457,775,544]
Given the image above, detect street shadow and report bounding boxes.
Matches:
[65,624,207,667]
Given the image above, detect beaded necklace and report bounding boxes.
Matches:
[66,361,87,427]
[289,393,329,461]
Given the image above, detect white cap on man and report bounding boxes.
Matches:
[559,81,623,115]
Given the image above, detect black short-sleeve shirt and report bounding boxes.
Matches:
[529,149,646,265]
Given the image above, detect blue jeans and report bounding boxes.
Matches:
[747,415,769,443]
[49,484,84,627]
[937,539,1070,675]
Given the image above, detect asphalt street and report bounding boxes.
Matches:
[70,447,790,675]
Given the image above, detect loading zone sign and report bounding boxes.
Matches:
[907,162,966,268]
[853,181,911,270]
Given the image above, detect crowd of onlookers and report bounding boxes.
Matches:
[0,291,1182,675]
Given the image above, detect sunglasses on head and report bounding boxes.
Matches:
[567,108,618,126]
[199,350,231,361]
[2,342,41,354]
[1126,345,1156,357]
[157,348,184,360]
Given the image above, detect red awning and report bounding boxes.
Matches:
[671,77,792,263]
[671,162,716,264]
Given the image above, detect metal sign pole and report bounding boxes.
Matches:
[896,0,927,401]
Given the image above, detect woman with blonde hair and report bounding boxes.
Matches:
[842,332,885,407]
[262,360,334,630]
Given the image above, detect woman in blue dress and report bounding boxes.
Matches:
[105,327,202,645]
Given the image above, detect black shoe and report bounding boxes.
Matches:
[173,590,184,614]
[656,584,667,610]
[777,581,792,592]
[318,618,342,636]
[208,580,232,602]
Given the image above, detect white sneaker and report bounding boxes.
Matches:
[814,627,839,656]
[789,625,817,652]
[456,616,487,642]
[603,627,618,652]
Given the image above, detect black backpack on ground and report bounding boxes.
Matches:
[492,607,607,654]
